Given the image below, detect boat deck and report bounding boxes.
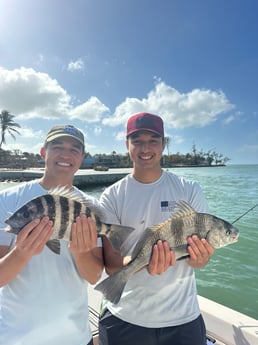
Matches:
[88,285,258,345]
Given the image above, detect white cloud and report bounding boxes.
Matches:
[0,68,235,151]
[171,135,184,144]
[93,126,102,136]
[223,115,235,125]
[19,126,43,139]
[67,58,84,72]
[115,131,126,141]
[0,67,71,119]
[70,96,109,121]
[33,54,45,68]
[1,126,46,154]
[103,81,234,129]
[0,66,109,121]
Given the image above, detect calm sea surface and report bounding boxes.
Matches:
[1,164,257,319]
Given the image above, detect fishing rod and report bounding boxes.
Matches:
[232,203,258,224]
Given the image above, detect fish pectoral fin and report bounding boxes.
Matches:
[172,244,189,260]
[46,239,61,255]
[177,254,190,261]
[107,225,135,253]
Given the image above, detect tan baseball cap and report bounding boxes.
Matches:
[45,125,85,148]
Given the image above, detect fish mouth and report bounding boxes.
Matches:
[232,234,239,242]
[5,220,23,233]
[4,224,16,233]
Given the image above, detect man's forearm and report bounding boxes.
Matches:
[0,246,31,286]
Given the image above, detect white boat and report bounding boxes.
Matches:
[88,286,258,345]
[198,295,258,345]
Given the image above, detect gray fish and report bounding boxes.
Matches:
[95,200,239,304]
[4,186,134,255]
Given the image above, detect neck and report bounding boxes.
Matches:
[132,167,163,183]
[38,175,74,190]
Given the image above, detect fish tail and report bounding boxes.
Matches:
[95,270,127,304]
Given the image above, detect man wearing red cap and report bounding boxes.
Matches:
[99,113,214,345]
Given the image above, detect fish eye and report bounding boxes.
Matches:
[23,211,31,219]
[226,229,232,236]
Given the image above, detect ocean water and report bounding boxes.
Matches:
[1,164,257,319]
[167,165,258,320]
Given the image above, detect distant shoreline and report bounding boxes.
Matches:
[0,168,131,186]
[0,165,227,185]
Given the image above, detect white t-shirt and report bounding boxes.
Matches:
[100,170,209,328]
[0,180,97,345]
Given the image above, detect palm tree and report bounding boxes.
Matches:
[165,136,171,156]
[0,110,21,149]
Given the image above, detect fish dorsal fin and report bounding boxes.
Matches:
[171,200,196,219]
[147,201,197,234]
[149,219,170,233]
[48,186,85,203]
[148,201,196,233]
[47,185,104,220]
[130,201,196,258]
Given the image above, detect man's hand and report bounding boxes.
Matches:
[186,235,214,268]
[15,216,54,258]
[0,217,54,286]
[147,240,176,275]
[69,215,98,254]
[69,215,103,284]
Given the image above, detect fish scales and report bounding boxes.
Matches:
[34,195,47,219]
[49,197,99,241]
[4,186,136,255]
[95,200,240,304]
[58,196,70,238]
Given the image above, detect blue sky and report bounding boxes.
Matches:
[0,0,257,164]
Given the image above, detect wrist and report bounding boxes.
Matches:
[12,246,33,262]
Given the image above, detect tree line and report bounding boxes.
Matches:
[0,110,230,169]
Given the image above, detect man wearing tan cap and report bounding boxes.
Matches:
[0,124,103,345]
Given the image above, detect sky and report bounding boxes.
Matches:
[0,0,257,164]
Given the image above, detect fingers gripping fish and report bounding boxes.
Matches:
[4,186,134,255]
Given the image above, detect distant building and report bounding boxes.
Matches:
[80,157,95,169]
[94,154,123,168]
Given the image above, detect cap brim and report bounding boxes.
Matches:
[127,128,163,137]
[45,133,84,147]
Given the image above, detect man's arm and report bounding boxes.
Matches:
[69,215,104,284]
[0,217,54,287]
[101,235,131,275]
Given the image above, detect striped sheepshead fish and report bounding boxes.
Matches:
[95,200,239,304]
[4,186,134,255]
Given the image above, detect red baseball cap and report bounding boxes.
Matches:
[126,112,164,138]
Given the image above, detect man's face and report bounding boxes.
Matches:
[40,136,84,176]
[126,131,165,170]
